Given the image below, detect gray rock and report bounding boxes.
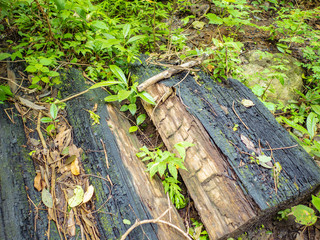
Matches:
[241,50,304,104]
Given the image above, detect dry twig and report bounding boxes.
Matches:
[120,208,191,240]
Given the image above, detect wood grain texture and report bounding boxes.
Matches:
[59,68,185,239]
[106,104,186,240]
[131,57,320,239]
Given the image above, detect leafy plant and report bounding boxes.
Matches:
[278,194,320,227]
[136,142,194,209]
[129,114,146,133]
[203,37,244,82]
[0,85,13,104]
[189,218,209,240]
[41,103,59,136]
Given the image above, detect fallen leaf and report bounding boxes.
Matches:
[34,172,42,191]
[42,188,53,208]
[83,185,95,204]
[65,155,77,165]
[18,96,46,110]
[192,21,205,30]
[257,155,273,169]
[71,158,80,175]
[68,185,84,208]
[241,99,255,108]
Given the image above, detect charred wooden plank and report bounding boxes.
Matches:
[58,68,185,239]
[0,104,60,239]
[131,58,320,239]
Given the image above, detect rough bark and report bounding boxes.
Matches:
[130,57,320,239]
[59,68,185,239]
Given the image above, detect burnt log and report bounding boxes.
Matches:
[0,104,61,239]
[131,58,320,239]
[58,68,185,239]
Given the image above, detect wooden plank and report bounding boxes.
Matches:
[59,68,185,239]
[0,104,60,239]
[131,58,320,239]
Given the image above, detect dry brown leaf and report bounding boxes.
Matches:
[83,185,94,204]
[206,64,214,72]
[71,158,80,175]
[18,96,46,110]
[69,144,82,158]
[34,172,42,191]
[241,99,255,108]
[67,209,76,236]
[54,128,71,152]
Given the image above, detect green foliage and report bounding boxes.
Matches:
[0,85,13,104]
[207,0,252,31]
[278,194,320,227]
[41,103,59,136]
[129,114,146,133]
[136,142,194,209]
[189,219,209,240]
[202,36,243,82]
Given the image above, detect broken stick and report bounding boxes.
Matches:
[136,54,209,92]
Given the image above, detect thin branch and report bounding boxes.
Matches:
[120,208,191,240]
[137,56,208,92]
[232,101,249,130]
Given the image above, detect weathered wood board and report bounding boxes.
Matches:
[131,58,320,239]
[59,68,185,239]
[0,104,60,239]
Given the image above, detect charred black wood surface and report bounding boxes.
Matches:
[59,69,160,240]
[0,104,60,239]
[131,58,320,211]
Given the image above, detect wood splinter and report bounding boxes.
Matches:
[136,54,209,92]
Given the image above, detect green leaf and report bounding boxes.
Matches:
[128,103,137,115]
[127,35,146,44]
[311,105,320,116]
[117,90,132,101]
[91,20,108,30]
[206,13,223,25]
[68,185,84,208]
[174,142,194,160]
[46,124,55,135]
[136,114,146,125]
[25,65,37,73]
[104,95,119,102]
[123,219,131,225]
[89,81,123,89]
[41,76,50,83]
[50,103,58,119]
[39,58,52,66]
[123,23,131,39]
[168,164,178,180]
[101,39,121,49]
[110,65,127,86]
[42,188,53,208]
[0,53,11,61]
[53,0,65,10]
[41,117,53,123]
[120,104,129,112]
[306,112,318,140]
[280,116,309,136]
[291,205,317,226]
[137,91,156,105]
[129,126,138,133]
[312,195,320,213]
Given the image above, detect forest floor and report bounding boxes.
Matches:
[1,0,320,239]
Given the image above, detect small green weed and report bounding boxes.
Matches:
[136,141,194,209]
